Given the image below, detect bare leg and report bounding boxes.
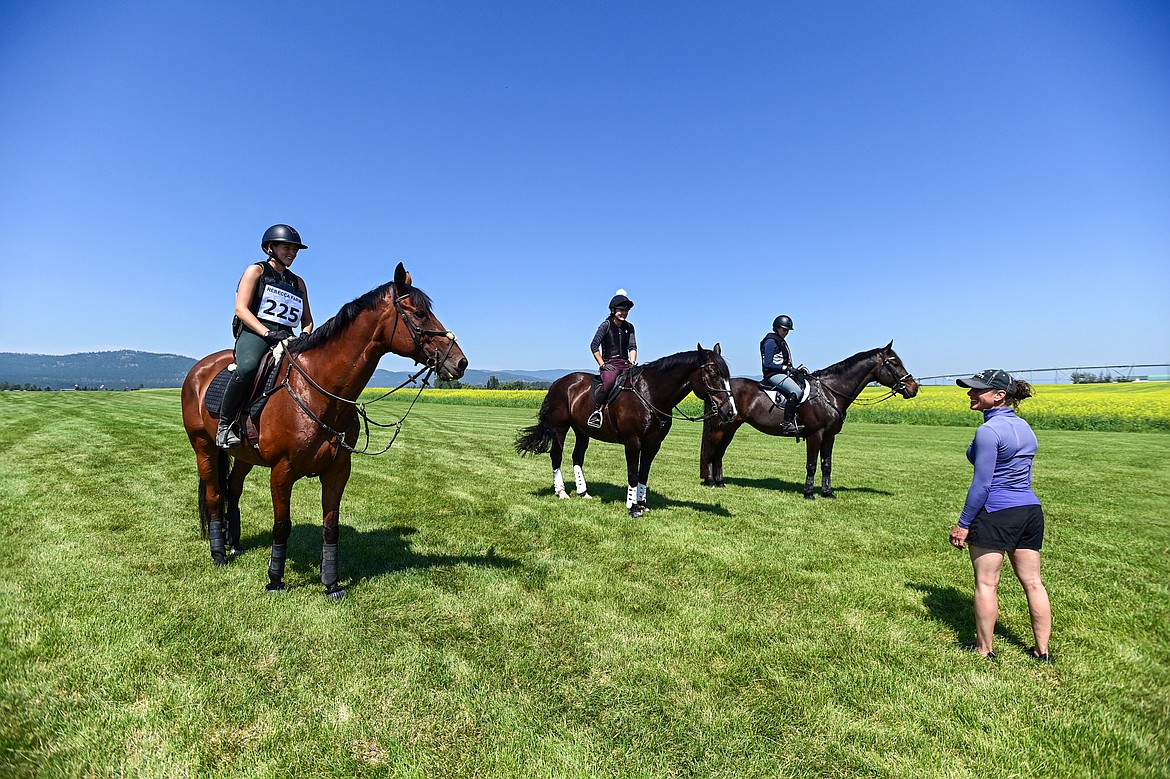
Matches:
[969,546,1005,656]
[1008,549,1051,655]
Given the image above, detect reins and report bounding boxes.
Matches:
[628,360,734,422]
[275,287,460,456]
[815,354,914,407]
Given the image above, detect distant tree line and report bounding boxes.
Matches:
[436,376,552,390]
[1070,371,1132,384]
[0,381,147,391]
[0,381,52,391]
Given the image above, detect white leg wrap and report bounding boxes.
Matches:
[626,486,638,508]
[573,465,591,498]
[553,469,570,499]
[636,483,647,504]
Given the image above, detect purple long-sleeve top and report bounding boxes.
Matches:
[958,407,1040,528]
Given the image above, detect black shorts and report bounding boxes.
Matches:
[967,504,1044,551]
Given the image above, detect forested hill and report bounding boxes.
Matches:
[0,351,197,389]
[0,351,582,390]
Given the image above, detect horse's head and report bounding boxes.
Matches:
[387,262,468,382]
[875,341,918,398]
[693,342,738,422]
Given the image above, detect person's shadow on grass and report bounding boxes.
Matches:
[906,581,1027,651]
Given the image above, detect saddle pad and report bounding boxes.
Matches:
[203,361,283,419]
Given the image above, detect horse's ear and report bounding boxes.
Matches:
[884,340,894,353]
[713,343,722,355]
[394,262,411,290]
[696,342,704,353]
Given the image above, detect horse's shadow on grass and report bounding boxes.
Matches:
[715,475,894,497]
[906,581,1027,651]
[524,482,732,517]
[239,524,519,592]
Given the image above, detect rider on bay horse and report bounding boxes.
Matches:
[760,314,803,435]
[216,224,315,448]
[587,290,637,428]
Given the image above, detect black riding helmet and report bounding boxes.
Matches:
[609,290,634,311]
[773,314,794,331]
[261,224,308,251]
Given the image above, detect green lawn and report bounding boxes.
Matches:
[1,390,1167,778]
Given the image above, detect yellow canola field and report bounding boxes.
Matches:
[852,382,1170,431]
[363,382,1170,432]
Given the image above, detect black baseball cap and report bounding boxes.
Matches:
[957,369,1013,391]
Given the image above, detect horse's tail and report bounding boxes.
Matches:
[197,451,231,538]
[514,394,556,456]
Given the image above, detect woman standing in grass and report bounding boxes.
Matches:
[949,369,1053,663]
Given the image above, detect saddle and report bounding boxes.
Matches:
[590,366,640,406]
[758,371,812,409]
[203,346,288,447]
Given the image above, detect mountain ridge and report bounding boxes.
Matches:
[0,350,585,389]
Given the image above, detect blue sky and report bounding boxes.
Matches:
[2,0,1167,381]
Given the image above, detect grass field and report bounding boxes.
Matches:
[1,389,1168,778]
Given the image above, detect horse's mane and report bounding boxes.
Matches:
[812,347,883,378]
[288,282,433,354]
[643,348,726,374]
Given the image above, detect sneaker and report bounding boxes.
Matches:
[958,643,997,661]
[1028,647,1053,664]
[586,410,603,429]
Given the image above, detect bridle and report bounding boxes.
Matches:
[824,352,915,406]
[276,286,460,456]
[388,289,460,375]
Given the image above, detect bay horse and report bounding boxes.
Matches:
[515,344,736,517]
[181,262,467,599]
[700,341,918,499]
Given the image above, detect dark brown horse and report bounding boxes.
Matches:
[700,341,918,499]
[515,344,736,517]
[181,262,467,598]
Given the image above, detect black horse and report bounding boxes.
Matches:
[516,344,737,517]
[700,341,918,499]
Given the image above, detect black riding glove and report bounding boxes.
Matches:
[263,329,289,346]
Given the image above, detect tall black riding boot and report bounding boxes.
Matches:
[216,375,246,448]
[781,394,803,435]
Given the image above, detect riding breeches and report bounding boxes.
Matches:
[763,373,801,398]
[231,329,270,387]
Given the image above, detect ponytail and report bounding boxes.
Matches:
[1007,379,1034,408]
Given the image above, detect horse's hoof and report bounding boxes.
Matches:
[211,556,228,567]
[628,506,644,518]
[713,481,725,488]
[325,586,347,601]
[229,546,243,556]
[266,582,287,593]
[555,490,570,500]
[803,493,816,501]
[577,491,592,499]
[635,501,649,513]
[822,492,837,500]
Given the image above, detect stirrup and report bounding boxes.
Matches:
[216,422,242,448]
[587,410,603,428]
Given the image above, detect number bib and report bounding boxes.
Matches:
[257,282,304,329]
